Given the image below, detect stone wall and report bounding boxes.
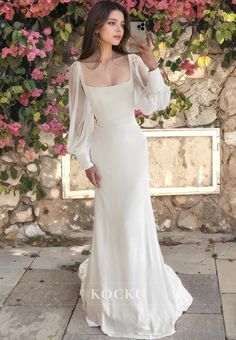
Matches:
[0,37,236,242]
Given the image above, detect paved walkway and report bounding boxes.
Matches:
[0,230,235,340]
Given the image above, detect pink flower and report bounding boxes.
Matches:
[43,27,52,36]
[24,149,39,160]
[27,47,46,61]
[125,0,137,9]
[31,31,41,39]
[21,29,29,38]
[134,108,149,118]
[0,2,15,20]
[51,73,66,85]
[19,92,31,106]
[31,88,43,98]
[40,123,50,132]
[27,31,41,44]
[31,68,44,80]
[44,38,54,52]
[162,22,171,33]
[27,51,37,61]
[18,139,26,149]
[2,47,17,58]
[168,2,184,20]
[153,23,161,32]
[49,118,66,136]
[21,0,58,17]
[36,49,46,58]
[138,0,145,10]
[60,0,72,3]
[54,143,67,155]
[155,0,169,10]
[18,45,27,56]
[2,48,9,59]
[180,60,196,75]
[44,101,59,116]
[7,122,22,137]
[70,47,79,56]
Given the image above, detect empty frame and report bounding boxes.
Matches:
[62,128,220,199]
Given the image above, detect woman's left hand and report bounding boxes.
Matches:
[130,28,157,71]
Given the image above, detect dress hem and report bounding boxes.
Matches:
[85,297,193,340]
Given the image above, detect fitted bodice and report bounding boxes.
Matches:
[78,54,137,127]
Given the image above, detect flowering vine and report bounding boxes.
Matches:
[0,0,235,199]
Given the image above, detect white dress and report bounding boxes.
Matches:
[67,53,193,339]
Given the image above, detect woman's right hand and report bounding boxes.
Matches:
[85,165,102,188]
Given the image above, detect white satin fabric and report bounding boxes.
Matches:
[67,53,193,339]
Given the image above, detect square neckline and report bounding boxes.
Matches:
[78,54,132,89]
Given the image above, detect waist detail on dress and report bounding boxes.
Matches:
[95,116,137,128]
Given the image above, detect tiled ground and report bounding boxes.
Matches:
[0,231,235,340]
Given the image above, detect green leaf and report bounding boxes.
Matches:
[31,127,41,136]
[10,167,18,179]
[36,183,46,200]
[170,62,178,72]
[20,175,38,193]
[13,22,22,29]
[206,28,212,39]
[0,171,9,181]
[23,79,36,92]
[75,7,85,18]
[33,140,42,152]
[14,67,26,75]
[137,10,145,20]
[165,60,172,67]
[54,136,65,144]
[12,86,24,94]
[175,57,182,65]
[54,20,61,32]
[60,30,70,41]
[18,106,34,121]
[171,21,182,38]
[18,37,27,46]
[65,23,72,33]
[216,30,224,44]
[12,30,22,42]
[0,97,9,104]
[31,22,39,31]
[224,30,232,41]
[130,8,138,16]
[3,26,13,39]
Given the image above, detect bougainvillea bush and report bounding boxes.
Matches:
[0,0,236,199]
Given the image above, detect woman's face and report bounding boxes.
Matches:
[97,10,125,46]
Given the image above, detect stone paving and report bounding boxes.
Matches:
[0,230,235,340]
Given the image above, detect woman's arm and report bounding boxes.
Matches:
[132,53,171,116]
[67,62,94,170]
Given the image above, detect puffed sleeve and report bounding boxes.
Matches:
[67,61,94,170]
[132,54,171,116]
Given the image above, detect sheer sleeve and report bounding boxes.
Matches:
[132,54,171,116]
[67,61,94,170]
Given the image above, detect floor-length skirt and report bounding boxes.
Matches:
[78,117,193,339]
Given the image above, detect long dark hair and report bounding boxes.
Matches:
[78,0,131,65]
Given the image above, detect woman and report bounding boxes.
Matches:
[67,0,193,338]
